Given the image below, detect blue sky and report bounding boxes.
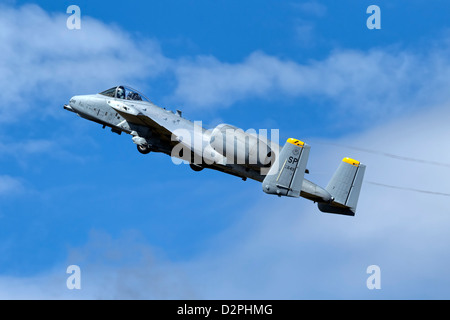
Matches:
[1,0,450,299]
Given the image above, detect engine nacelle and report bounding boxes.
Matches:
[210,124,274,168]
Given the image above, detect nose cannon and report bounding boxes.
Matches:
[63,104,75,112]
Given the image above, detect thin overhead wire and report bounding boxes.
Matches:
[315,141,450,168]
[309,140,450,197]
[366,181,450,197]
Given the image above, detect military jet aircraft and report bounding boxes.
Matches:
[64,85,366,216]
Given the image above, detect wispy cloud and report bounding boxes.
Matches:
[2,103,450,299]
[0,137,90,168]
[0,175,24,196]
[1,3,450,300]
[0,230,195,299]
[0,139,54,156]
[171,45,450,123]
[176,102,450,299]
[293,1,327,17]
[0,4,169,122]
[3,3,450,127]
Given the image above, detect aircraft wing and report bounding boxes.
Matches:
[107,100,173,138]
[107,100,226,165]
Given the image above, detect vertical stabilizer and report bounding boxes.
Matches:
[262,138,310,198]
[317,157,366,216]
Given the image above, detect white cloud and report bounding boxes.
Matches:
[0,139,54,156]
[0,137,90,168]
[290,1,326,47]
[171,45,450,122]
[1,103,450,299]
[294,19,316,46]
[0,230,195,299]
[0,175,24,195]
[0,4,169,122]
[293,1,327,17]
[3,3,450,127]
[1,3,450,299]
[175,102,450,299]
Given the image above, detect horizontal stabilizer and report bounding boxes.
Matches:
[262,138,310,197]
[318,157,366,216]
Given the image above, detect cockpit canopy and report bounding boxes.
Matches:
[99,86,151,102]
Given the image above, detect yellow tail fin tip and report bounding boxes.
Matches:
[286,138,305,147]
[343,157,360,166]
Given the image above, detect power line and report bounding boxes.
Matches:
[366,181,450,197]
[315,141,450,168]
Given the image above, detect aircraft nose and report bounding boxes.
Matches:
[64,96,81,112]
[69,96,83,111]
[69,96,78,108]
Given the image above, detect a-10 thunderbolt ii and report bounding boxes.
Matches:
[64,85,366,216]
